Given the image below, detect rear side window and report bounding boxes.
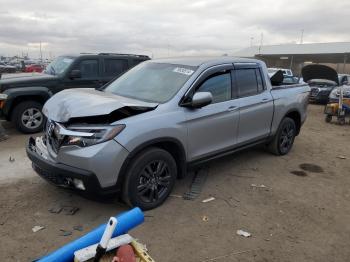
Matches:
[79,59,98,78]
[104,59,128,76]
[197,73,231,103]
[236,69,261,97]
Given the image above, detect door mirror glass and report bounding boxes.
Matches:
[191,92,213,108]
[69,69,82,79]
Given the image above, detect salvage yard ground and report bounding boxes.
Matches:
[1,104,350,262]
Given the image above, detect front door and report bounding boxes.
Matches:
[185,67,240,161]
[62,58,102,92]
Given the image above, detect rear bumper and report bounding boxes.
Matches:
[26,137,120,195]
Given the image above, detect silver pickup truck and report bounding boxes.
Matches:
[26,57,310,210]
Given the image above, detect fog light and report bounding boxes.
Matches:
[73,179,86,190]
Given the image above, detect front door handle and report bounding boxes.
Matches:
[227,105,238,112]
[261,98,270,102]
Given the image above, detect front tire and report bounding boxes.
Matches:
[122,147,177,210]
[268,117,296,156]
[12,101,44,134]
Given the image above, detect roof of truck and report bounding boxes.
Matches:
[152,56,262,67]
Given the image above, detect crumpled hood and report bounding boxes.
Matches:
[43,88,158,123]
[302,65,339,85]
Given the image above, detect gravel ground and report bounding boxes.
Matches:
[0,104,350,262]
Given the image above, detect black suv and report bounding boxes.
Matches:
[0,53,150,133]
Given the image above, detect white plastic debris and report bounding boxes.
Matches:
[236,229,251,237]
[251,184,266,188]
[32,225,45,233]
[337,155,347,159]
[202,197,215,203]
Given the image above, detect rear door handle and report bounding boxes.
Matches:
[227,105,238,112]
[261,98,270,102]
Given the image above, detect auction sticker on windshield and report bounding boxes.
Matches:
[173,67,194,75]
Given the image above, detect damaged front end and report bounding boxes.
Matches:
[27,88,157,193]
[41,88,158,152]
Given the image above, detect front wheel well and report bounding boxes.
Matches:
[285,111,301,135]
[9,96,46,120]
[117,139,187,191]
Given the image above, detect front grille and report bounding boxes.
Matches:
[46,120,65,154]
[49,131,61,153]
[310,88,319,97]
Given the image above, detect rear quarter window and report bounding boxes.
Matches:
[104,59,128,76]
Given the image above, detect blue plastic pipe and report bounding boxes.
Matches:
[37,207,144,262]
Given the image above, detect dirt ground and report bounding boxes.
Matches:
[1,104,350,262]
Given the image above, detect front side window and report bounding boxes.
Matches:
[105,62,197,103]
[236,69,259,97]
[79,59,98,78]
[197,73,231,103]
[104,59,128,76]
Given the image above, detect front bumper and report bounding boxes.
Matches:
[309,93,330,104]
[26,137,128,195]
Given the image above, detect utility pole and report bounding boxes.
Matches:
[258,32,264,55]
[39,41,43,63]
[250,37,254,47]
[300,29,304,44]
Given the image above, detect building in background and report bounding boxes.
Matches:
[233,42,350,76]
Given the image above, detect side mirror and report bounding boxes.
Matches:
[69,69,81,79]
[190,92,213,108]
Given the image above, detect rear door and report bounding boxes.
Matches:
[234,64,274,145]
[100,58,129,85]
[185,64,240,161]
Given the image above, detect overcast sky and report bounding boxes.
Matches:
[0,0,349,59]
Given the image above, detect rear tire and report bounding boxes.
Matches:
[12,101,44,134]
[268,117,296,156]
[122,147,177,210]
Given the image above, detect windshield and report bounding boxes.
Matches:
[44,56,74,75]
[104,62,197,103]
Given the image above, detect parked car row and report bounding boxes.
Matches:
[268,65,350,104]
[0,62,16,73]
[305,65,350,104]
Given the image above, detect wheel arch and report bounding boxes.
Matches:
[4,87,51,120]
[284,109,301,135]
[116,137,187,190]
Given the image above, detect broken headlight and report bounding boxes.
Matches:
[63,124,125,147]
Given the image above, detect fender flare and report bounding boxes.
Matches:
[115,137,187,190]
[3,86,52,118]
